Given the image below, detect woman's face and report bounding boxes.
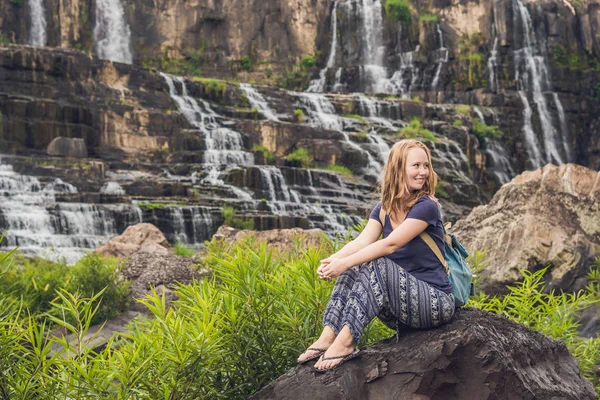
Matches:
[405,147,430,191]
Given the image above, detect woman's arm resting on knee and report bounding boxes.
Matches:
[320,218,428,278]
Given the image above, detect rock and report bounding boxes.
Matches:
[209,225,330,255]
[452,163,600,293]
[96,223,171,258]
[251,308,596,400]
[121,252,210,312]
[47,137,88,158]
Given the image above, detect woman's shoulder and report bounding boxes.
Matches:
[414,195,440,208]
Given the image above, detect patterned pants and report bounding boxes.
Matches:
[322,256,455,344]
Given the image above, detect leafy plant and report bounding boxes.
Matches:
[300,55,316,69]
[252,144,275,164]
[384,0,412,26]
[343,114,368,124]
[453,119,463,127]
[221,206,255,230]
[241,56,253,71]
[472,120,503,143]
[285,147,313,168]
[419,12,438,22]
[174,242,195,257]
[294,108,305,123]
[398,118,437,142]
[455,104,471,115]
[316,164,353,176]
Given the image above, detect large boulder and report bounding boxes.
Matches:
[452,163,600,293]
[122,252,210,312]
[96,223,171,258]
[251,308,595,400]
[46,137,88,158]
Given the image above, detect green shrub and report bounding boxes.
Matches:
[0,252,129,326]
[294,108,304,123]
[398,118,438,142]
[174,242,195,257]
[265,68,272,78]
[241,56,253,71]
[384,0,412,26]
[453,119,463,127]
[472,120,503,142]
[285,147,313,168]
[300,55,316,69]
[9,0,24,7]
[221,205,255,230]
[278,67,310,90]
[195,77,228,98]
[252,144,275,164]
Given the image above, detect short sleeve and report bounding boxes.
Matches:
[406,197,439,226]
[369,202,383,225]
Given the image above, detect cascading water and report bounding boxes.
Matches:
[307,0,339,93]
[94,0,133,64]
[487,27,499,92]
[513,0,570,165]
[28,0,47,46]
[356,0,387,93]
[240,84,279,121]
[0,160,142,263]
[431,24,448,90]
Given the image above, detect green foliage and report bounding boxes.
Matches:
[221,206,255,230]
[453,119,463,127]
[241,56,253,71]
[457,33,486,87]
[411,95,422,103]
[0,252,129,326]
[343,114,368,124]
[472,120,503,143]
[9,0,24,7]
[435,181,449,198]
[265,68,272,78]
[419,12,438,22]
[384,0,412,26]
[194,77,228,98]
[285,147,313,168]
[174,242,195,257]
[294,108,305,123]
[469,264,600,394]
[252,144,275,164]
[316,164,354,176]
[137,202,171,210]
[398,118,438,142]
[300,55,316,69]
[455,104,471,115]
[277,67,311,91]
[552,44,583,71]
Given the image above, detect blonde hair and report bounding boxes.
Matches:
[380,139,438,220]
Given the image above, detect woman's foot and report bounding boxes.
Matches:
[314,326,355,370]
[297,327,336,364]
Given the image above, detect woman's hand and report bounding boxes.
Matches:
[318,257,350,280]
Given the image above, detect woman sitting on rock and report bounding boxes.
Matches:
[297,139,456,372]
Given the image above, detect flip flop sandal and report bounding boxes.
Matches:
[313,349,360,373]
[298,347,327,364]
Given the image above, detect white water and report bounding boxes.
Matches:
[431,24,448,90]
[100,181,125,195]
[28,0,47,46]
[518,91,543,168]
[240,84,279,121]
[485,141,516,184]
[513,0,569,165]
[307,0,339,93]
[357,0,387,93]
[487,33,499,92]
[0,161,142,263]
[473,106,485,123]
[295,92,344,131]
[94,0,133,64]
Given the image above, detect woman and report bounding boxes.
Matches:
[297,139,455,372]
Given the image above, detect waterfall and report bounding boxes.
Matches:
[431,24,448,90]
[358,0,387,93]
[240,84,279,121]
[518,91,543,168]
[307,0,339,93]
[28,0,47,46]
[356,94,401,132]
[161,73,254,199]
[94,0,133,64]
[100,181,125,195]
[487,33,499,92]
[473,106,485,122]
[0,161,142,263]
[513,0,569,165]
[485,141,516,184]
[295,92,344,131]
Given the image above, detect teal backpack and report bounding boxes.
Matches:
[379,208,474,307]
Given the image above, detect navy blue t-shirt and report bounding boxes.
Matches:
[369,197,453,294]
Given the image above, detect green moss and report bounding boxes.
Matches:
[316,164,353,176]
[419,12,438,22]
[221,205,255,230]
[398,118,438,142]
[138,202,186,210]
[435,181,450,198]
[453,119,463,127]
[300,55,316,69]
[193,77,228,98]
[411,95,422,103]
[455,105,471,115]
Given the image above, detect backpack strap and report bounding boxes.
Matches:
[420,232,449,275]
[380,205,449,275]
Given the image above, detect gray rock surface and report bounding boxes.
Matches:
[47,137,88,158]
[251,308,596,400]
